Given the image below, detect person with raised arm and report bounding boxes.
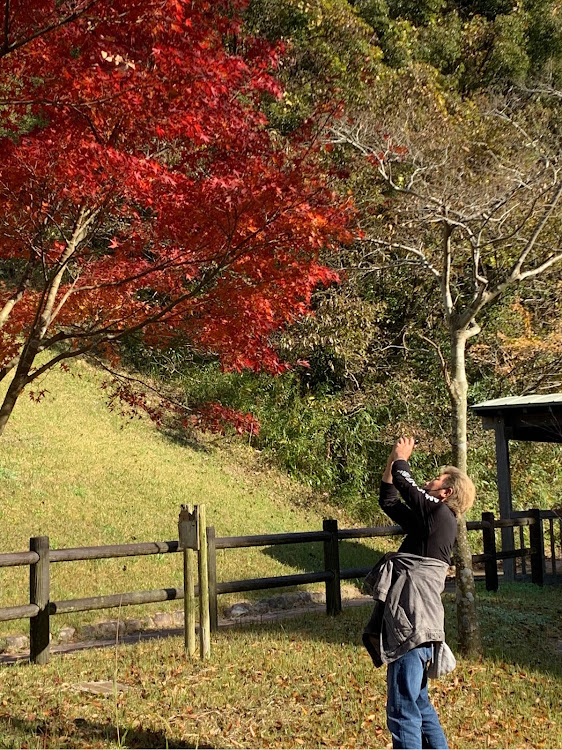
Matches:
[362,437,475,749]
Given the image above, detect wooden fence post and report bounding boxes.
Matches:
[547,517,556,575]
[207,526,218,633]
[198,505,211,659]
[29,536,50,665]
[178,505,197,658]
[519,526,527,576]
[529,508,545,586]
[481,512,498,592]
[323,519,341,616]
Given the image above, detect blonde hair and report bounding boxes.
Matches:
[441,466,476,517]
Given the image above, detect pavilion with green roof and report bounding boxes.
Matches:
[471,394,562,580]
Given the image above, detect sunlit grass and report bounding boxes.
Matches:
[0,585,560,749]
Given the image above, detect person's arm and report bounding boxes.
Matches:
[391,459,441,517]
[379,442,417,530]
[382,451,394,484]
[387,437,441,526]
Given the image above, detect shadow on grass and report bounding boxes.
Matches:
[159,422,212,452]
[261,539,384,576]
[0,714,214,749]
[219,581,562,680]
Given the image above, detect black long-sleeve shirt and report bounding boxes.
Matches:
[379,459,457,563]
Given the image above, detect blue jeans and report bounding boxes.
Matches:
[386,645,449,749]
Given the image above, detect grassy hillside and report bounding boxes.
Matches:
[0,359,386,635]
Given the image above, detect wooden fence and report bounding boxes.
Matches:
[0,509,560,664]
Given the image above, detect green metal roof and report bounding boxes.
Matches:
[471,394,562,443]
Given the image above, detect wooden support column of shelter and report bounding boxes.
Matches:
[494,417,515,580]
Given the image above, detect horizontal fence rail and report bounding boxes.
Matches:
[0,508,559,663]
[0,604,40,622]
[215,531,330,549]
[49,541,181,563]
[0,552,40,568]
[51,588,186,615]
[338,525,404,539]
[216,571,331,595]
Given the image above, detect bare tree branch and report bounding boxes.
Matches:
[0,0,99,59]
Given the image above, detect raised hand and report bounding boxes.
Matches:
[392,437,416,462]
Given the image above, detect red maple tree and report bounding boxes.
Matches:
[0,0,351,435]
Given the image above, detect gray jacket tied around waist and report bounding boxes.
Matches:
[362,552,449,667]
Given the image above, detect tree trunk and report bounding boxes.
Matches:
[449,327,481,657]
[452,516,480,656]
[0,374,28,436]
[0,336,39,436]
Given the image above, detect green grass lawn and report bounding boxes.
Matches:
[0,584,560,749]
[0,359,388,636]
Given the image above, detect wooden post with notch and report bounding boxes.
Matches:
[178,505,197,657]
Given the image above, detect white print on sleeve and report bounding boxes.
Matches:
[396,470,440,504]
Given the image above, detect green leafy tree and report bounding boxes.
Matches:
[245,0,380,131]
[353,0,562,90]
[329,76,562,655]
